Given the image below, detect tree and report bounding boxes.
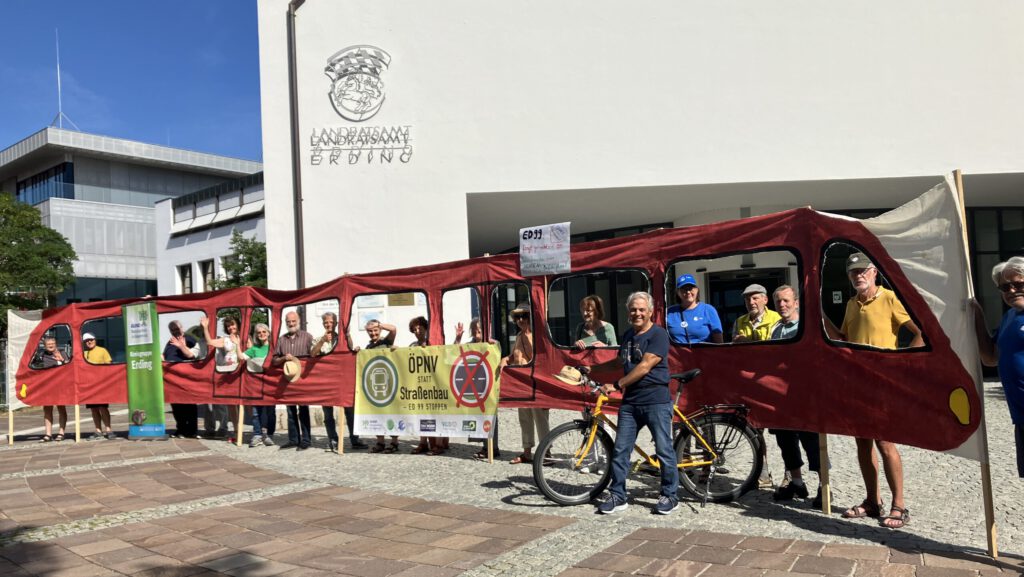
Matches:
[0,194,77,334]
[209,229,267,290]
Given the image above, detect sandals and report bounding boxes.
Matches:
[411,444,430,454]
[54,434,65,442]
[370,443,387,453]
[841,499,883,519]
[383,442,400,453]
[509,453,533,464]
[880,506,911,529]
[40,435,52,443]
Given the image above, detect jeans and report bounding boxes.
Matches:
[322,406,360,444]
[252,406,276,436]
[203,404,229,434]
[772,429,821,473]
[609,402,678,501]
[287,405,311,446]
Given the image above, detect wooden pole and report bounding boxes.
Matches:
[335,406,344,455]
[236,405,244,447]
[74,405,81,442]
[818,434,830,514]
[954,169,999,558]
[7,405,13,446]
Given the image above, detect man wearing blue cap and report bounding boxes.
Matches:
[666,274,724,345]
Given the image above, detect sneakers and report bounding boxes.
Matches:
[263,436,275,446]
[654,496,679,515]
[598,494,628,515]
[105,432,117,440]
[249,435,263,448]
[773,480,809,501]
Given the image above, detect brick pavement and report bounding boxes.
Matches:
[560,528,1024,577]
[0,387,1022,576]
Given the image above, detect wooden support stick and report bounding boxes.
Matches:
[954,169,999,559]
[74,405,81,443]
[342,405,350,457]
[818,434,830,514]
[7,405,13,446]
[236,405,244,447]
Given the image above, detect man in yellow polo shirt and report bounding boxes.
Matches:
[83,333,116,440]
[732,284,782,343]
[824,252,923,530]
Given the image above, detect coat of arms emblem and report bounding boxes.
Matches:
[325,45,391,122]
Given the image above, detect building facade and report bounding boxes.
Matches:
[154,172,266,296]
[257,0,1024,331]
[0,127,262,304]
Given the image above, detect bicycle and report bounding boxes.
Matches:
[532,367,763,507]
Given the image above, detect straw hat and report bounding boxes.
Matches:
[283,360,302,383]
[553,365,584,386]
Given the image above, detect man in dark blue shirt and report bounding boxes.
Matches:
[590,291,679,515]
[162,320,199,438]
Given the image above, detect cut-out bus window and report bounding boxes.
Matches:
[443,287,482,344]
[280,298,343,354]
[206,308,242,372]
[492,283,531,364]
[29,324,73,370]
[157,311,207,362]
[821,242,927,350]
[347,292,429,349]
[245,307,272,373]
[548,271,648,348]
[82,316,125,364]
[666,250,800,344]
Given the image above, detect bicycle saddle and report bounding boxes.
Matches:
[670,369,702,383]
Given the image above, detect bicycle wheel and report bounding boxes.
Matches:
[676,413,762,503]
[533,420,614,506]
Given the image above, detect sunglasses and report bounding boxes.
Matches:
[512,314,529,321]
[998,281,1024,293]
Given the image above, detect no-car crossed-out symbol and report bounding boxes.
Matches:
[449,347,494,413]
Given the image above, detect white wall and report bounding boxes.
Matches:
[259,0,1024,289]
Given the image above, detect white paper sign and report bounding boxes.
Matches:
[519,222,571,276]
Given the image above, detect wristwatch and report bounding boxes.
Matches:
[613,381,622,392]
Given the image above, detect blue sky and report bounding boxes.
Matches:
[0,0,262,161]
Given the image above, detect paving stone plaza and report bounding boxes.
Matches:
[1,381,1022,576]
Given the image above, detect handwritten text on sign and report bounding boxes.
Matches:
[519,222,571,276]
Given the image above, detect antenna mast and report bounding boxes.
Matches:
[51,29,80,131]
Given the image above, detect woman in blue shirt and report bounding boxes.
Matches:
[666,274,724,345]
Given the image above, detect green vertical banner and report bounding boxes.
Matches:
[123,302,166,439]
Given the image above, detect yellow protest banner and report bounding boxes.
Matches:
[354,343,501,438]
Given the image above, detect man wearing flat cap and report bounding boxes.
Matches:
[732,284,782,343]
[824,251,923,530]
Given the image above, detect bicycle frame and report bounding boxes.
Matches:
[573,388,721,471]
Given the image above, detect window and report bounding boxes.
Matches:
[157,311,208,362]
[82,316,126,364]
[491,283,531,363]
[245,307,272,373]
[16,162,74,206]
[548,271,648,348]
[280,299,343,357]
[443,287,481,344]
[348,292,429,349]
[820,242,927,350]
[199,260,215,292]
[207,308,242,372]
[29,325,73,370]
[666,249,800,345]
[179,264,193,294]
